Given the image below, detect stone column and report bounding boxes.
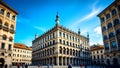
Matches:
[69,57,70,64]
[61,57,63,66]
[56,57,59,66]
[65,57,67,65]
[52,57,54,64]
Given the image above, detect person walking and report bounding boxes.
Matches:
[17,64,20,68]
[25,64,28,68]
[4,64,7,68]
[68,64,72,68]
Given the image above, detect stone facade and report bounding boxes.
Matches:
[98,0,120,65]
[0,0,18,67]
[90,44,105,65]
[32,13,91,66]
[12,43,32,65]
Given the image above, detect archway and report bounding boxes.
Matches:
[113,58,118,65]
[106,59,110,65]
[0,58,5,68]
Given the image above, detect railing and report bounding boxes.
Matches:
[3,26,9,31]
[9,28,15,34]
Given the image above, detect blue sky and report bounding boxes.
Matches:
[4,0,114,46]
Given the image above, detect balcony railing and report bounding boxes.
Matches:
[9,28,15,34]
[3,26,9,31]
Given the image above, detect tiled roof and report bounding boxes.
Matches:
[90,44,104,51]
[14,43,32,50]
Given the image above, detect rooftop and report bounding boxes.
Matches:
[0,0,18,14]
[14,43,32,50]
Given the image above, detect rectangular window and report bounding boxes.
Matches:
[1,43,5,49]
[112,9,116,15]
[111,41,117,48]
[59,32,62,36]
[105,43,109,50]
[0,9,4,15]
[101,17,105,22]
[106,13,110,19]
[8,44,12,50]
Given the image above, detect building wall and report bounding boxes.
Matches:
[12,47,32,65]
[91,48,105,65]
[32,25,91,66]
[0,1,17,66]
[98,0,120,65]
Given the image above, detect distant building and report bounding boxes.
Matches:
[97,0,120,65]
[90,44,105,65]
[12,43,32,65]
[0,0,18,67]
[32,13,91,66]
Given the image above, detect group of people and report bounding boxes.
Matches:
[17,64,28,68]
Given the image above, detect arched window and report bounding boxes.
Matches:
[2,35,7,40]
[10,25,14,29]
[107,23,112,29]
[12,15,15,20]
[105,43,109,50]
[53,40,55,44]
[6,12,10,18]
[0,9,4,15]
[112,9,116,15]
[101,17,105,22]
[102,26,106,32]
[59,39,62,44]
[106,13,110,19]
[4,22,9,28]
[9,37,13,42]
[1,53,4,56]
[111,41,117,48]
[67,48,69,55]
[116,29,120,35]
[114,19,119,26]
[103,35,108,40]
[63,47,66,54]
[59,47,62,54]
[109,32,115,38]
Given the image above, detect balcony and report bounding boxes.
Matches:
[3,26,9,32]
[9,28,15,34]
[0,49,7,53]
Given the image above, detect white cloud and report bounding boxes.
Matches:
[70,8,101,28]
[94,26,101,34]
[34,26,46,32]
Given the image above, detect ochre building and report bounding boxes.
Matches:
[90,44,105,65]
[12,43,32,65]
[98,0,120,65]
[32,13,91,66]
[0,0,18,67]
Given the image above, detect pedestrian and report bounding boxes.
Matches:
[68,64,72,68]
[4,64,7,68]
[80,64,82,68]
[17,64,20,68]
[22,64,25,68]
[52,64,54,68]
[47,64,50,68]
[25,64,28,68]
